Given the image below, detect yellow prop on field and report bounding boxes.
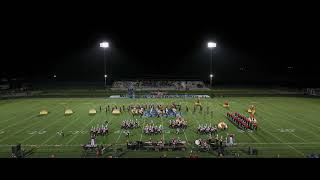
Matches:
[112,109,121,115]
[247,105,256,115]
[194,97,202,106]
[39,109,48,116]
[64,109,73,115]
[89,108,97,115]
[218,122,228,129]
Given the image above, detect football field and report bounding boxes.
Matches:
[1,97,320,158]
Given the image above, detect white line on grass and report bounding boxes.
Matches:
[65,113,99,145]
[39,116,81,145]
[268,102,320,130]
[288,145,305,156]
[241,98,307,156]
[262,100,320,137]
[0,102,63,131]
[0,104,66,143]
[115,130,123,144]
[257,102,308,142]
[0,100,45,125]
[242,98,307,142]
[139,117,146,141]
[19,103,84,144]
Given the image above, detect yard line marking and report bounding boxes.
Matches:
[0,100,43,124]
[0,103,66,143]
[19,103,84,143]
[182,128,188,143]
[65,112,100,145]
[161,116,165,141]
[139,117,146,141]
[0,102,62,131]
[242,98,309,157]
[0,99,65,128]
[115,130,123,144]
[42,101,99,144]
[258,105,309,141]
[244,99,307,142]
[288,145,305,157]
[39,116,82,145]
[268,101,320,130]
[262,100,320,137]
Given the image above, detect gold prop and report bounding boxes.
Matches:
[64,109,74,115]
[218,122,228,130]
[194,98,202,107]
[247,105,256,115]
[112,109,121,115]
[223,101,230,108]
[39,109,48,116]
[89,108,97,115]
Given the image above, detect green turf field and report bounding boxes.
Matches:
[1,97,320,158]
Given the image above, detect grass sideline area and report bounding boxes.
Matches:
[0,96,320,158]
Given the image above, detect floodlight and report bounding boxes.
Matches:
[104,75,107,78]
[53,75,57,78]
[210,74,214,78]
[208,42,216,48]
[100,42,109,48]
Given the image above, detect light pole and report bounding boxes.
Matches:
[207,42,216,88]
[100,42,109,89]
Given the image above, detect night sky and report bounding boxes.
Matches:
[1,3,319,86]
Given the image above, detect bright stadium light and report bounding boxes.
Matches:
[100,42,109,48]
[207,41,217,88]
[100,41,110,90]
[208,42,216,48]
[53,74,57,78]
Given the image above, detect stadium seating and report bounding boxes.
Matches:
[111,80,208,90]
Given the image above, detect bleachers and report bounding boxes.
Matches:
[111,80,208,90]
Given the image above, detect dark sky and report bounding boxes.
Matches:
[1,2,319,86]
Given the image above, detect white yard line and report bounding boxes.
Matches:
[262,100,320,137]
[139,118,146,141]
[0,102,63,131]
[39,116,81,145]
[0,100,45,125]
[19,103,84,144]
[65,114,99,145]
[288,145,305,156]
[0,104,66,143]
[268,102,320,130]
[242,99,308,156]
[115,130,123,144]
[182,129,189,143]
[258,105,307,142]
[161,116,165,141]
[244,99,308,142]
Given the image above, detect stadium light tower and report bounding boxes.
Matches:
[207,42,216,88]
[100,42,109,89]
